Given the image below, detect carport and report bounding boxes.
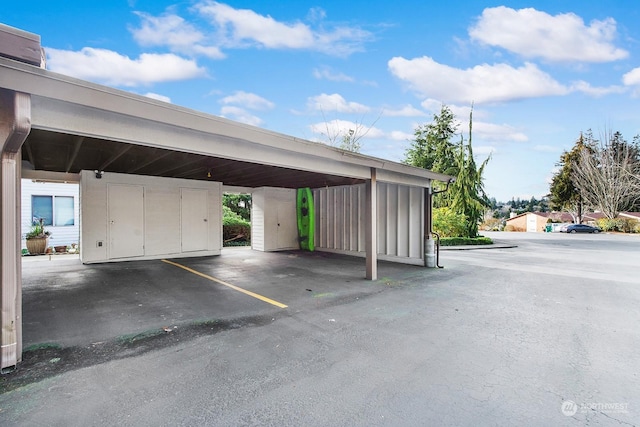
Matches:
[0,25,451,369]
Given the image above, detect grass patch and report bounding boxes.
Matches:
[23,342,62,352]
[116,329,165,344]
[312,292,335,298]
[439,236,493,246]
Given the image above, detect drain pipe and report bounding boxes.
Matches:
[425,178,454,268]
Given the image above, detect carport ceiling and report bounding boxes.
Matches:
[22,129,365,188]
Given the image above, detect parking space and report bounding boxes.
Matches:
[5,232,640,425]
[22,248,429,348]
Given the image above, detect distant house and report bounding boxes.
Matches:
[619,212,640,221]
[505,212,574,232]
[507,210,640,232]
[21,179,79,250]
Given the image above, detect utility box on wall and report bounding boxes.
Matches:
[80,170,222,263]
[251,187,298,251]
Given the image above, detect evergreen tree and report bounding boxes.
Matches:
[405,104,490,238]
[404,105,458,207]
[404,105,458,174]
[549,132,592,222]
[450,107,491,237]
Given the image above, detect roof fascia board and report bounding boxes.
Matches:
[31,96,373,181]
[1,58,451,184]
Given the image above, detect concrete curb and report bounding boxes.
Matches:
[439,241,518,251]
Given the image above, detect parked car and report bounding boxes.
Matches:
[564,224,602,234]
[557,223,573,233]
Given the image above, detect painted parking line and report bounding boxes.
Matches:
[161,259,288,309]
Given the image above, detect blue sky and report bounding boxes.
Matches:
[4,1,640,201]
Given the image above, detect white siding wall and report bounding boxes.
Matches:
[314,183,424,265]
[251,187,297,251]
[21,179,79,249]
[251,190,265,251]
[80,170,222,263]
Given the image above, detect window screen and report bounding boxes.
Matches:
[55,196,74,226]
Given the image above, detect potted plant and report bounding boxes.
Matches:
[25,218,51,255]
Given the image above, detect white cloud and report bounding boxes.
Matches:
[308,93,370,113]
[570,80,626,97]
[46,47,207,87]
[474,145,496,156]
[469,7,628,63]
[143,92,172,103]
[388,56,568,104]
[307,7,327,23]
[382,105,426,117]
[309,119,384,141]
[220,106,263,126]
[131,12,224,59]
[622,67,640,86]
[419,99,445,115]
[388,130,414,141]
[194,1,372,56]
[622,69,640,97]
[313,67,354,82]
[220,91,274,110]
[474,122,528,143]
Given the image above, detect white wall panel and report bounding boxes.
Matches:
[314,183,424,265]
[145,186,180,256]
[80,170,222,263]
[251,190,265,251]
[251,187,297,251]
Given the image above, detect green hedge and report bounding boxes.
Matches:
[223,205,250,245]
[596,217,639,233]
[433,207,467,237]
[439,236,493,246]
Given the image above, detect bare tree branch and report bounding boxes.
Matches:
[572,129,640,218]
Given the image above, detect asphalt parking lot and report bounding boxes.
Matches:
[18,248,426,347]
[1,232,639,426]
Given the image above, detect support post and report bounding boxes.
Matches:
[1,89,30,370]
[365,167,377,280]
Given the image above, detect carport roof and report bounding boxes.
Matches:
[2,57,452,189]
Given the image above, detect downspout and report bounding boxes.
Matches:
[425,178,454,268]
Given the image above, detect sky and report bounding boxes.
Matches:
[4,1,640,202]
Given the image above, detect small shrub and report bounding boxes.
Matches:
[504,224,516,232]
[433,207,466,238]
[597,218,622,232]
[223,205,250,245]
[439,236,493,246]
[480,218,503,231]
[620,218,638,233]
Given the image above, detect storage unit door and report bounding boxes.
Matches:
[181,188,209,252]
[108,184,144,259]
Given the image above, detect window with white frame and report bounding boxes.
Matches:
[32,195,75,226]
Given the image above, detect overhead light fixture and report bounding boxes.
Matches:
[207,169,211,178]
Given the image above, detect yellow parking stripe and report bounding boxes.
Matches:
[161,259,288,309]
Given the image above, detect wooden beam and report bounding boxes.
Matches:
[127,150,172,173]
[98,144,132,170]
[64,136,84,173]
